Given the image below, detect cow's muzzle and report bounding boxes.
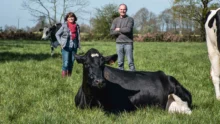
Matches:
[94,79,105,88]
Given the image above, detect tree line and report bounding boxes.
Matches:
[1,0,220,42]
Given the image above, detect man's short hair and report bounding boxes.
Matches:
[119,4,128,10]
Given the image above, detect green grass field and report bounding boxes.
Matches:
[0,40,219,123]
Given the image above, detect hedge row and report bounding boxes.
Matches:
[0,31,42,40]
[133,32,203,42]
[0,31,204,42]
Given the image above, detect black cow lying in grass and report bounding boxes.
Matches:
[74,48,192,114]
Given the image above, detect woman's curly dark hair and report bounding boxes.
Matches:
[64,12,77,22]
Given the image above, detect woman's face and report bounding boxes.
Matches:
[67,16,75,23]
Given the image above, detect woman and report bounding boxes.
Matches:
[56,12,80,77]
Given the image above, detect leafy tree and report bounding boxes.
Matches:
[91,4,119,39]
[80,23,90,33]
[172,0,220,41]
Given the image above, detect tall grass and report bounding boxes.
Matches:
[0,40,219,123]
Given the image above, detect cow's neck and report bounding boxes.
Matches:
[82,68,105,101]
[81,68,95,101]
[81,80,95,106]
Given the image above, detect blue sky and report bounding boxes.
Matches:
[0,0,171,29]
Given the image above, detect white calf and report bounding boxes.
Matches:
[205,8,220,100]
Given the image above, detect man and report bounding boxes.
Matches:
[110,4,135,71]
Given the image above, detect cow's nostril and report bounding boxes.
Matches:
[95,80,101,84]
[97,79,104,83]
[95,79,104,86]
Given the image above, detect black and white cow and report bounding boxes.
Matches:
[74,48,192,114]
[40,23,62,56]
[205,8,220,100]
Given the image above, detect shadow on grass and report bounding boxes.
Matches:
[0,52,60,63]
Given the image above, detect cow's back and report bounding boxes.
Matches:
[51,23,62,42]
[104,66,171,108]
[205,9,220,53]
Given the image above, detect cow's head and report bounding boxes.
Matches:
[75,48,118,89]
[39,27,51,40]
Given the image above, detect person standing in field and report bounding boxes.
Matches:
[56,12,81,77]
[110,3,135,71]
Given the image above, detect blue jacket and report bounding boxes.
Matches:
[55,22,80,48]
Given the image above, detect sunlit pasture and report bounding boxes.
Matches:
[0,40,219,123]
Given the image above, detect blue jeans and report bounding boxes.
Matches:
[61,39,78,71]
[116,43,135,71]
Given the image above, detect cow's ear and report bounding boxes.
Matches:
[75,54,86,64]
[39,28,43,32]
[104,54,118,65]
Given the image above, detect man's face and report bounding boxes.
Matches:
[118,5,127,17]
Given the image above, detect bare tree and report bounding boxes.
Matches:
[4,25,17,32]
[22,0,89,26]
[159,9,173,32]
[133,8,158,33]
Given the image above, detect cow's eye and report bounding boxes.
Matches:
[89,73,95,79]
[46,31,49,35]
[100,57,105,65]
[84,64,90,68]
